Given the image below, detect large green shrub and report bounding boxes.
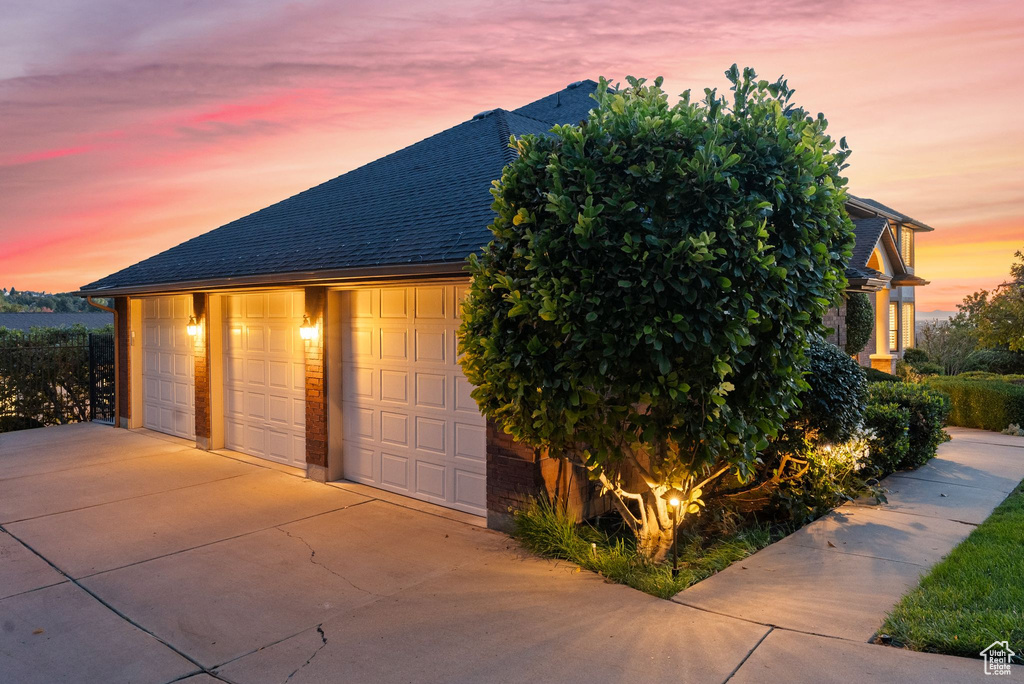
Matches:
[845,293,873,356]
[962,349,1024,375]
[459,67,855,558]
[902,348,929,366]
[728,338,870,522]
[925,377,1024,432]
[795,336,867,442]
[867,382,951,470]
[863,402,911,474]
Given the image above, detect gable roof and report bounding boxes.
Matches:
[79,82,599,295]
[847,195,934,232]
[847,216,889,283]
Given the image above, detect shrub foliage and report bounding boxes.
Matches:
[926,376,1024,432]
[459,67,855,557]
[844,292,873,356]
[864,382,951,471]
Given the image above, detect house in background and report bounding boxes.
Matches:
[827,197,931,372]
[77,80,929,528]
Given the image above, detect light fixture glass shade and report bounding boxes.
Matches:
[299,314,317,340]
[186,315,200,337]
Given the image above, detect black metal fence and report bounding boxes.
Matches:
[0,328,115,432]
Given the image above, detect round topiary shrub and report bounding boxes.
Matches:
[845,293,873,356]
[795,336,867,443]
[902,348,929,366]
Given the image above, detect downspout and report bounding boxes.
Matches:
[86,297,118,426]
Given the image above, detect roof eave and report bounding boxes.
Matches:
[75,260,468,297]
[846,196,934,232]
[846,278,889,292]
[890,275,930,287]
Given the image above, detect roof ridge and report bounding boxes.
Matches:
[504,108,560,126]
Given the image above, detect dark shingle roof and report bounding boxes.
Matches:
[80,82,599,293]
[846,216,889,282]
[848,195,934,232]
[0,312,113,332]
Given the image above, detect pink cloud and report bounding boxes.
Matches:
[1,0,1022,302]
[1,144,95,166]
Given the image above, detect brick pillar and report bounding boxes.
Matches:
[193,293,212,449]
[114,296,131,427]
[485,421,609,531]
[304,286,328,481]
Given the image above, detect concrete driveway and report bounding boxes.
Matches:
[0,424,1004,683]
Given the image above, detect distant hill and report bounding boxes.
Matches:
[0,288,110,313]
[917,310,958,323]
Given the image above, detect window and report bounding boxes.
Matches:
[902,302,915,349]
[901,226,913,267]
[889,302,898,351]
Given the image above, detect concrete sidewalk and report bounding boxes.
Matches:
[2,424,1021,683]
[675,426,1024,681]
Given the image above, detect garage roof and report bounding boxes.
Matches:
[79,82,599,294]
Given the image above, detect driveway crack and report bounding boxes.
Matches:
[277,528,378,597]
[283,624,327,683]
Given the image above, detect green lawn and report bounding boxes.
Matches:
[882,481,1024,658]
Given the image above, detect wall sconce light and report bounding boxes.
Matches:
[186,315,200,337]
[299,314,318,341]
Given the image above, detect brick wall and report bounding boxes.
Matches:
[304,287,327,477]
[114,296,131,426]
[192,293,211,447]
[485,421,609,531]
[823,300,848,350]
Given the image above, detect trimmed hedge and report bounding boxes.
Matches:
[865,367,899,383]
[925,377,1024,432]
[865,382,951,472]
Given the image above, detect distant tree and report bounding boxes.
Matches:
[959,250,1024,352]
[459,67,854,559]
[917,320,977,375]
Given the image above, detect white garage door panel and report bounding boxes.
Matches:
[223,291,306,467]
[341,284,486,515]
[142,296,195,440]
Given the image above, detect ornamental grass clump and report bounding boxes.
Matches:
[459,66,854,559]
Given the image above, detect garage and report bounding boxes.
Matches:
[223,291,306,467]
[141,295,195,439]
[339,284,486,515]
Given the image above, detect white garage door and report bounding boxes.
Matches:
[142,295,195,439]
[224,291,306,467]
[341,284,486,515]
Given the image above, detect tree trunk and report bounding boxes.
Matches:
[636,489,676,563]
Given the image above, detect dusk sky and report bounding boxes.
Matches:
[2,0,1022,310]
